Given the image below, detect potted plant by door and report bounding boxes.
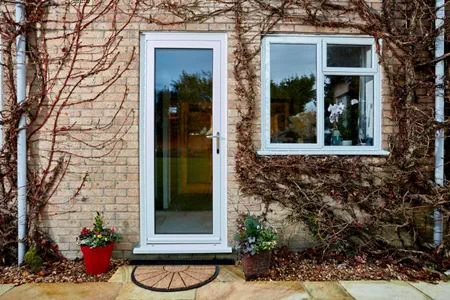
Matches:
[78,212,121,275]
[236,214,278,280]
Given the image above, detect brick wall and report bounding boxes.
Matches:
[40,1,387,259]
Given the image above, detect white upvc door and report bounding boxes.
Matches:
[135,32,230,254]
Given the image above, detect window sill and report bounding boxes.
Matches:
[257,149,390,156]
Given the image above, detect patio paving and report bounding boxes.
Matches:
[0,282,123,300]
[339,280,431,300]
[409,282,450,300]
[196,281,310,300]
[116,283,196,300]
[108,265,134,283]
[0,285,14,297]
[1,266,450,299]
[303,281,353,300]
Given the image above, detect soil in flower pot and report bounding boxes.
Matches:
[80,243,114,275]
[241,251,271,280]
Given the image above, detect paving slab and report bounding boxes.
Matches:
[0,285,14,297]
[409,281,450,300]
[303,281,354,300]
[196,281,311,300]
[116,283,196,300]
[339,281,431,300]
[0,283,122,300]
[108,265,134,283]
[214,265,245,282]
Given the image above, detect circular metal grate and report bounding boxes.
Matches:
[131,265,219,292]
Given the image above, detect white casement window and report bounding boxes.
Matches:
[260,35,387,155]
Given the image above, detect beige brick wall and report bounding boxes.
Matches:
[40,1,388,259]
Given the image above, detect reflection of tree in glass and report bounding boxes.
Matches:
[171,71,212,102]
[270,74,316,112]
[270,75,317,143]
[156,71,212,104]
[155,71,212,136]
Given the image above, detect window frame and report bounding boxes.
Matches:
[260,35,387,156]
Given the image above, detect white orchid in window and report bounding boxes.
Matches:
[328,102,345,125]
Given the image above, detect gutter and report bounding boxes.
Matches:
[16,0,27,265]
[434,0,445,247]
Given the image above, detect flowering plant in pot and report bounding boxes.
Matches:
[235,214,277,280]
[78,212,121,275]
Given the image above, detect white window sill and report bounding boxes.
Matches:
[257,149,390,156]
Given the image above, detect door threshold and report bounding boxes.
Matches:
[129,255,235,265]
[133,244,232,254]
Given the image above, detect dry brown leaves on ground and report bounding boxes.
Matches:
[0,259,126,285]
[258,247,448,282]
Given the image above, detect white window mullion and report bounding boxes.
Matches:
[317,40,325,148]
[374,71,382,150]
[262,38,271,150]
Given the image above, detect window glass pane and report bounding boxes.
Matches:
[270,44,317,144]
[327,44,372,68]
[154,48,213,234]
[324,75,375,146]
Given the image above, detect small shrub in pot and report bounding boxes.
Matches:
[235,214,277,279]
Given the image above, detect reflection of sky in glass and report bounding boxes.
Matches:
[270,44,316,84]
[155,48,213,92]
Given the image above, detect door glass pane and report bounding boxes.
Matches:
[270,44,317,144]
[324,75,375,146]
[327,44,372,68]
[154,48,213,234]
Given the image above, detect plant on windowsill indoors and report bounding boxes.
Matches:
[328,102,345,145]
[235,214,277,280]
[77,212,121,275]
[327,99,361,146]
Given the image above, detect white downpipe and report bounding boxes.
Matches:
[16,0,27,265]
[434,0,445,247]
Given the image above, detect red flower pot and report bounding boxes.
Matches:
[80,243,114,275]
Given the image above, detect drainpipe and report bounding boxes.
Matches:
[434,0,445,247]
[16,0,27,265]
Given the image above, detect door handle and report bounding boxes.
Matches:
[206,132,220,154]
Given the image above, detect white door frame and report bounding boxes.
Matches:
[134,32,231,254]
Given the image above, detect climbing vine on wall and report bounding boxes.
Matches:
[142,0,450,260]
[0,0,138,264]
[233,0,450,258]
